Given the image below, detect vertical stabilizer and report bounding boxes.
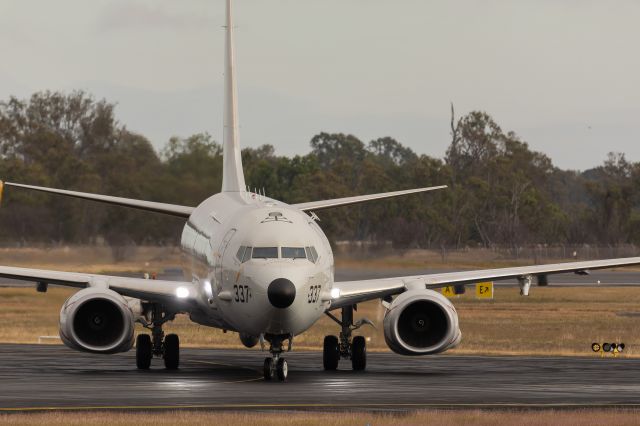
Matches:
[222,0,246,193]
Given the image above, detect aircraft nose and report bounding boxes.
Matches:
[267,278,296,309]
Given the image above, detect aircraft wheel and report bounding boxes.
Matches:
[323,335,340,371]
[163,334,180,370]
[136,334,152,370]
[351,336,366,371]
[263,357,275,381]
[276,358,288,381]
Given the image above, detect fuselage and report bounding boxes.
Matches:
[180,192,334,339]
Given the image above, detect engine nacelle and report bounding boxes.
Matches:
[59,287,136,354]
[239,333,259,348]
[383,288,461,356]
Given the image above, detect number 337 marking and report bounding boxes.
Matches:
[234,285,251,303]
[308,285,321,303]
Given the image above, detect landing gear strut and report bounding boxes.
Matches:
[324,305,371,371]
[263,334,291,381]
[136,303,179,370]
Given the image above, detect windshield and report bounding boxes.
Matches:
[282,247,307,259]
[252,247,279,259]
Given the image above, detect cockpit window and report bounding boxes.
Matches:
[252,247,278,259]
[282,247,306,259]
[305,246,319,263]
[242,247,253,262]
[236,246,246,261]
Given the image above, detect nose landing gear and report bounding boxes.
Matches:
[324,305,372,371]
[263,355,288,381]
[263,334,291,381]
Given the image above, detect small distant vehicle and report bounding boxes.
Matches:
[1,0,639,381]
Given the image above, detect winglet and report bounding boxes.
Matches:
[222,0,247,193]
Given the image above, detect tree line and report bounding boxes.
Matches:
[0,91,638,251]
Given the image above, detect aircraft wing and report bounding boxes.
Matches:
[2,182,195,218]
[292,186,447,212]
[330,257,640,309]
[0,265,198,309]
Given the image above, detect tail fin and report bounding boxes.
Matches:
[222,0,246,193]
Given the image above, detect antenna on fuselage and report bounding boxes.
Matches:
[221,0,247,193]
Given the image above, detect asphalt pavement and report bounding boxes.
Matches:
[0,344,639,411]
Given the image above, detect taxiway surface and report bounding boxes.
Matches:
[1,344,639,411]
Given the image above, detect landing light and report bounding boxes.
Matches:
[176,287,190,299]
[330,288,341,299]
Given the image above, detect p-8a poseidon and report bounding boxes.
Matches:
[2,0,640,382]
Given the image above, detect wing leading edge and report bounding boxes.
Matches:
[331,257,640,309]
[2,182,195,218]
[0,265,197,308]
[293,185,447,212]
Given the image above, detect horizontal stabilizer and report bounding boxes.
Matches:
[3,182,195,218]
[292,185,447,212]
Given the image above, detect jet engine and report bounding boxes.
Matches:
[239,333,259,348]
[59,287,138,354]
[383,288,461,355]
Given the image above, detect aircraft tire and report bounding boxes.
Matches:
[136,334,152,370]
[163,334,180,370]
[323,335,340,370]
[276,358,288,381]
[263,358,275,381]
[351,336,366,371]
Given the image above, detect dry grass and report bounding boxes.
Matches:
[1,245,638,355]
[4,245,639,276]
[2,285,639,357]
[335,248,640,271]
[0,246,181,274]
[2,409,640,426]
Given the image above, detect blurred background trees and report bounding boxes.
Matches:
[0,91,639,251]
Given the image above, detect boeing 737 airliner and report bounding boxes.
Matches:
[1,0,639,381]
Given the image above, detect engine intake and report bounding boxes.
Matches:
[59,287,136,354]
[383,288,461,355]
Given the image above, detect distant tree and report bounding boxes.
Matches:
[1,91,638,251]
[162,133,222,205]
[583,153,635,244]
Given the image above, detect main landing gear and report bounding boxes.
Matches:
[136,303,179,370]
[324,305,372,371]
[263,334,292,382]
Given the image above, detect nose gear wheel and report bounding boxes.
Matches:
[262,335,291,381]
[263,358,275,381]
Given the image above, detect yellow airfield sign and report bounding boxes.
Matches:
[441,286,456,298]
[475,282,494,299]
[442,283,494,299]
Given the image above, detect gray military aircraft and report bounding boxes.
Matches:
[1,0,639,381]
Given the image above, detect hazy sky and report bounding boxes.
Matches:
[0,0,638,170]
